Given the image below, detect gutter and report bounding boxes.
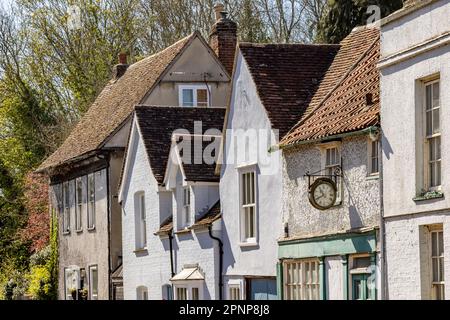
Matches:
[208,225,223,300]
[274,126,379,152]
[106,161,112,300]
[168,232,175,278]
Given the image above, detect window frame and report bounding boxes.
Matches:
[173,282,203,300]
[87,173,96,230]
[423,79,441,191]
[319,142,342,205]
[283,259,320,300]
[75,177,83,232]
[367,138,380,176]
[88,264,98,300]
[429,226,444,300]
[227,279,243,300]
[136,285,149,300]
[62,181,71,235]
[239,166,257,245]
[181,186,191,229]
[135,191,147,251]
[178,84,211,107]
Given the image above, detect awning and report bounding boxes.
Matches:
[171,265,204,281]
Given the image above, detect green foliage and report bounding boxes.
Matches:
[27,265,52,300]
[316,0,403,44]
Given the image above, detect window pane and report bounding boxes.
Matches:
[432,109,440,134]
[439,257,444,282]
[192,288,199,300]
[91,267,98,300]
[436,161,441,186]
[182,89,194,107]
[426,85,432,110]
[433,82,440,108]
[426,110,432,136]
[197,89,208,107]
[438,232,444,256]
[432,258,439,282]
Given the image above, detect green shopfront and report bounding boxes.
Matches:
[277,230,379,300]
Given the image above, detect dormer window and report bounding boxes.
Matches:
[179,85,210,107]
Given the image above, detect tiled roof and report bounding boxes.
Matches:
[179,139,221,183]
[135,106,225,185]
[280,27,380,146]
[155,216,173,235]
[37,33,196,172]
[191,200,221,229]
[155,201,220,235]
[239,42,340,138]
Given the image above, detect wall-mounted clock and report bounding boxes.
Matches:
[308,177,337,210]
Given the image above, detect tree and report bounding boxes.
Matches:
[316,0,403,44]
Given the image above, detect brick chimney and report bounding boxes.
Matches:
[113,53,129,80]
[209,3,237,75]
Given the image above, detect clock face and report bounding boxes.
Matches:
[309,178,337,210]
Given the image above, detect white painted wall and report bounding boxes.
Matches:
[380,0,450,299]
[121,120,221,299]
[381,0,450,58]
[220,51,283,283]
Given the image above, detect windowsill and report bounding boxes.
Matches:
[413,191,444,202]
[175,228,192,235]
[75,229,83,234]
[63,231,70,236]
[134,248,148,254]
[87,227,96,232]
[366,174,379,181]
[239,241,258,248]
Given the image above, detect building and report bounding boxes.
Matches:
[218,39,339,299]
[118,106,225,300]
[379,0,450,299]
[37,3,235,300]
[277,26,382,300]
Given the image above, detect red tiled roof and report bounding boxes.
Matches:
[280,27,380,146]
[239,42,340,138]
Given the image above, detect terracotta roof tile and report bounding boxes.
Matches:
[135,106,225,185]
[38,33,196,172]
[239,42,340,138]
[280,27,380,146]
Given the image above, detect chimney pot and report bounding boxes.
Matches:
[214,3,225,21]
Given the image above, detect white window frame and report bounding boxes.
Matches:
[75,177,83,232]
[64,266,80,300]
[181,186,191,229]
[423,79,441,191]
[173,281,203,300]
[283,259,320,300]
[429,226,444,300]
[178,84,211,107]
[135,192,147,250]
[62,181,70,234]
[367,138,380,176]
[89,265,98,300]
[319,142,342,205]
[227,279,243,300]
[136,286,148,300]
[239,166,257,245]
[87,173,96,230]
